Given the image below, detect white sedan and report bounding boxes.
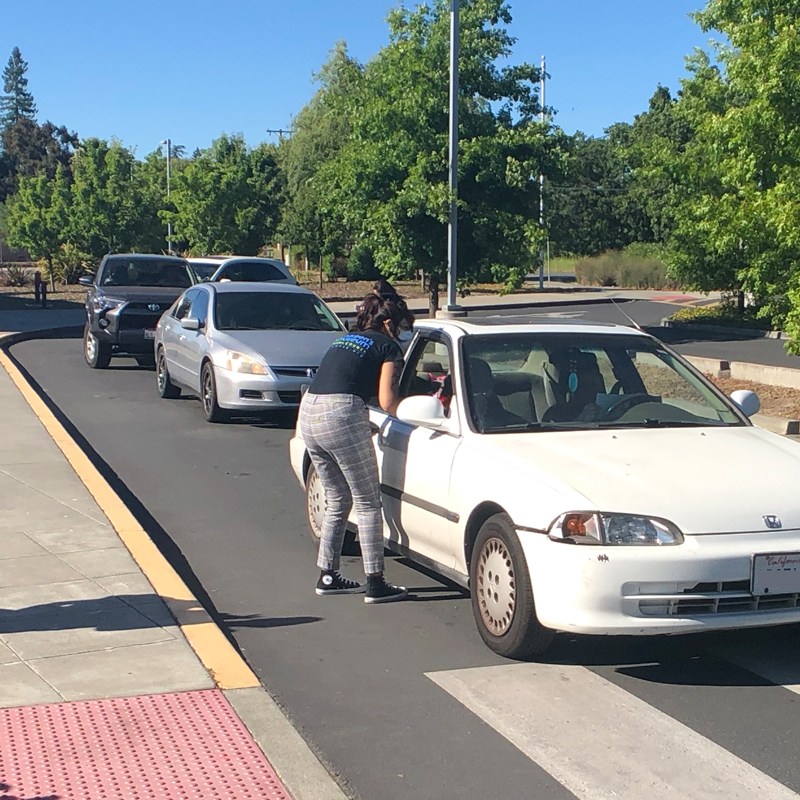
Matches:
[290,319,800,658]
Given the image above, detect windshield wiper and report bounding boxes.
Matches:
[605,419,726,429]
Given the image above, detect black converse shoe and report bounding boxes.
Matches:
[364,574,408,604]
[315,571,365,596]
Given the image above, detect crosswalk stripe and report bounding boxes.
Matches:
[427,663,798,800]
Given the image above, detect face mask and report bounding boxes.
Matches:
[398,330,414,343]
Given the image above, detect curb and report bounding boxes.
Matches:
[661,319,789,340]
[0,326,351,800]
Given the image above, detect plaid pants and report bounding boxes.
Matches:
[298,393,385,574]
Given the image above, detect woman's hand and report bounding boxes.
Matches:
[378,360,401,416]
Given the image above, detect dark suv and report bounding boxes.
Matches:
[81,253,196,369]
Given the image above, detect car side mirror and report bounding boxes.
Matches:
[180,317,201,331]
[78,275,94,287]
[730,389,760,418]
[396,395,447,429]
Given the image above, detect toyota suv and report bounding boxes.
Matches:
[81,253,196,369]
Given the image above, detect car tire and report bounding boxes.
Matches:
[84,324,112,369]
[470,512,555,660]
[156,347,181,399]
[135,354,156,368]
[201,362,228,423]
[305,464,359,556]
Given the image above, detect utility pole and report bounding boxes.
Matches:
[538,56,546,290]
[160,139,173,253]
[443,0,464,316]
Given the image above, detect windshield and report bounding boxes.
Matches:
[214,291,343,332]
[190,263,219,282]
[100,259,194,288]
[462,332,744,433]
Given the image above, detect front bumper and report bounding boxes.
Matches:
[521,528,800,635]
[214,369,312,410]
[93,307,162,354]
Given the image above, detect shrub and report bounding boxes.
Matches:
[574,246,676,290]
[49,244,94,284]
[669,303,772,330]
[2,263,29,287]
[346,245,381,282]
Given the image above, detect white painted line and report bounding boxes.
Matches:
[427,663,798,800]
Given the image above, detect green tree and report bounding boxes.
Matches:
[0,47,36,129]
[169,134,282,254]
[70,138,162,257]
[6,164,71,286]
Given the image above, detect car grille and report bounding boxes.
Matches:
[273,367,316,378]
[637,580,800,616]
[277,391,302,404]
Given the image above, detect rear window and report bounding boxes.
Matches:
[100,259,193,288]
[216,260,287,282]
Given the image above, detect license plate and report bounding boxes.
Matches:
[752,552,800,595]
[144,330,156,340]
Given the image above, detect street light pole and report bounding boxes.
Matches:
[160,139,173,253]
[538,56,546,290]
[444,0,463,315]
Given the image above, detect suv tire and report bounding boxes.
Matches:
[84,324,112,369]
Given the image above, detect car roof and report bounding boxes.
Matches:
[202,281,317,296]
[415,318,655,338]
[104,253,188,263]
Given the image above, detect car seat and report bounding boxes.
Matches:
[541,349,606,423]
[467,357,527,432]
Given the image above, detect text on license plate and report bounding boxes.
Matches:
[752,552,800,595]
[144,330,156,339]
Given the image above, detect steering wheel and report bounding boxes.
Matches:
[603,394,657,421]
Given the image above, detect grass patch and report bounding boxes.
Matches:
[574,246,676,290]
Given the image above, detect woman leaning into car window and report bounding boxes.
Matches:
[298,294,414,604]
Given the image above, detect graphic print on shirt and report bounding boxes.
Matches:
[329,334,376,358]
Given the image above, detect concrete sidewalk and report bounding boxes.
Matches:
[0,346,347,798]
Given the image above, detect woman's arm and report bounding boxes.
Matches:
[378,360,402,416]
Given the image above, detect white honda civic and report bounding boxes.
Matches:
[289,319,800,659]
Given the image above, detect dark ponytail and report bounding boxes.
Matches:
[354,293,414,336]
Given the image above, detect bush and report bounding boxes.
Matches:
[346,245,381,282]
[574,246,677,290]
[2,264,29,287]
[669,303,773,331]
[49,244,94,285]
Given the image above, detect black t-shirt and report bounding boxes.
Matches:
[310,330,404,403]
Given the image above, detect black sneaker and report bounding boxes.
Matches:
[316,571,365,596]
[364,576,408,604]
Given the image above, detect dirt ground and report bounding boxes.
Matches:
[707,375,800,421]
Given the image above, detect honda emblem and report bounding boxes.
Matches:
[763,515,782,529]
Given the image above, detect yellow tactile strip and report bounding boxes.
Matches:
[0,347,260,690]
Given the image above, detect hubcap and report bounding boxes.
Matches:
[202,370,213,414]
[85,331,97,362]
[307,470,325,539]
[477,537,516,636]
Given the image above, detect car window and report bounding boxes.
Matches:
[214,291,342,331]
[189,290,209,326]
[100,259,194,288]
[462,333,743,432]
[399,336,455,415]
[216,261,287,282]
[174,291,196,320]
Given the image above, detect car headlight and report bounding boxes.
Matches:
[225,351,268,375]
[548,512,684,546]
[92,297,125,313]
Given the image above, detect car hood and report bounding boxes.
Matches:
[99,286,187,304]
[469,425,800,534]
[213,329,341,367]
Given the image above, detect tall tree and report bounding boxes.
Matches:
[0,47,37,129]
[169,134,282,255]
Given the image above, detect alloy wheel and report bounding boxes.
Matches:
[85,331,97,362]
[202,368,214,415]
[157,353,167,393]
[476,536,516,635]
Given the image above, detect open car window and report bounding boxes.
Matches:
[461,333,744,433]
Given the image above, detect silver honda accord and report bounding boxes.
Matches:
[153,281,345,422]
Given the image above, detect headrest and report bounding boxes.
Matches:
[467,357,494,394]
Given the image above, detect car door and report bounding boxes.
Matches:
[161,291,194,385]
[178,288,210,392]
[369,332,462,570]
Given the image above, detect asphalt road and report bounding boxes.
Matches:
[9,332,800,800]
[468,300,800,369]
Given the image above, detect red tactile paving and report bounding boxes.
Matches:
[0,689,291,800]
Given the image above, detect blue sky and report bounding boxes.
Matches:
[4,1,712,157]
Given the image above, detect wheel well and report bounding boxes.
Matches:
[302,451,312,482]
[464,502,507,568]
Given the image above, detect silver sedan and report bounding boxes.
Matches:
[153,282,345,422]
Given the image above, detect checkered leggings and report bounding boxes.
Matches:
[298,393,385,575]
